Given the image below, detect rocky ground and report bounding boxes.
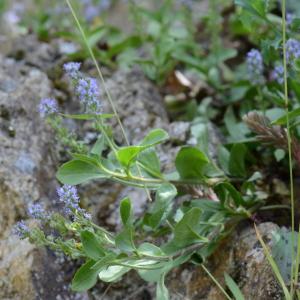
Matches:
[0,0,287,299]
[0,31,284,299]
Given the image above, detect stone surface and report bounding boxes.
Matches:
[168,222,282,300]
[0,55,85,300]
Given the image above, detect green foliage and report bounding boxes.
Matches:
[56,159,107,185]
[224,273,245,300]
[19,0,300,298]
[72,260,99,292]
[175,147,209,179]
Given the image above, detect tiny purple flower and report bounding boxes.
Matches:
[82,0,111,21]
[286,13,294,26]
[38,98,58,118]
[63,62,81,79]
[246,49,264,85]
[57,185,80,209]
[28,203,48,220]
[75,77,102,113]
[286,39,300,63]
[57,185,90,219]
[271,65,284,85]
[13,220,29,238]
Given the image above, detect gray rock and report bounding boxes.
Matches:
[168,222,282,300]
[0,55,85,300]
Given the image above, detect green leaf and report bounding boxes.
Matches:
[56,160,107,185]
[215,182,245,208]
[156,273,169,300]
[91,253,116,271]
[120,197,133,226]
[272,107,300,125]
[229,144,247,177]
[138,243,166,258]
[91,135,107,156]
[115,227,135,252]
[139,129,169,147]
[61,113,114,120]
[164,208,208,253]
[217,146,230,174]
[116,129,169,169]
[80,231,105,261]
[138,149,162,178]
[175,147,209,179]
[224,273,245,300]
[98,265,130,282]
[71,260,98,291]
[116,146,142,169]
[147,183,177,229]
[235,0,266,19]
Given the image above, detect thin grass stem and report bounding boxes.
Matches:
[201,264,232,300]
[281,0,295,294]
[65,0,153,202]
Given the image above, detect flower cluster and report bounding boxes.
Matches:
[38,98,58,118]
[57,185,91,219]
[246,49,264,85]
[76,77,101,113]
[28,203,48,220]
[63,62,81,79]
[13,221,29,239]
[271,65,284,85]
[286,38,300,64]
[64,62,102,114]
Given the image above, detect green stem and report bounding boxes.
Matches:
[65,0,157,202]
[201,264,232,300]
[294,225,300,290]
[95,116,118,155]
[65,0,129,145]
[281,0,295,294]
[257,86,265,116]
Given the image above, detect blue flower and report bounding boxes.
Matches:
[75,77,102,114]
[28,203,48,220]
[286,39,300,63]
[57,185,80,208]
[63,62,81,79]
[246,49,264,85]
[81,0,111,21]
[272,65,284,85]
[286,13,294,26]
[13,221,29,238]
[38,98,58,117]
[57,185,90,219]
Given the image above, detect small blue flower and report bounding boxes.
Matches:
[57,185,80,209]
[246,49,264,85]
[272,65,284,85]
[38,98,58,118]
[286,39,300,63]
[28,203,48,220]
[81,0,111,21]
[63,62,81,79]
[75,77,102,114]
[13,220,29,238]
[57,185,90,219]
[286,13,294,26]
